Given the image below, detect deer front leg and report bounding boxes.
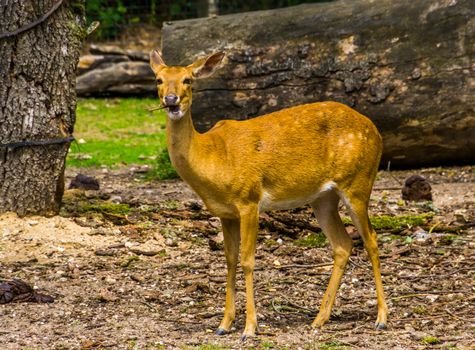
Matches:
[239,206,259,340]
[216,218,240,335]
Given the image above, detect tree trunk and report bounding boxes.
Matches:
[0,0,86,216]
[162,0,474,168]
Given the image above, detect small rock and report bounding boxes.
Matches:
[186,200,203,211]
[96,288,118,302]
[84,190,98,198]
[366,299,377,306]
[411,67,422,80]
[413,228,432,245]
[425,294,439,302]
[27,220,39,226]
[165,238,177,247]
[340,337,359,345]
[69,174,100,191]
[131,165,151,173]
[276,238,283,245]
[109,195,122,204]
[73,153,92,160]
[410,331,426,341]
[95,248,115,256]
[208,232,224,251]
[208,217,221,228]
[0,279,54,304]
[401,175,432,202]
[130,274,145,283]
[453,209,467,224]
[129,247,163,256]
[89,228,110,235]
[347,225,360,239]
[105,277,116,284]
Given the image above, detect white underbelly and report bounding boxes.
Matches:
[259,182,336,212]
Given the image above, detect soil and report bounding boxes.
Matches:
[0,166,474,350]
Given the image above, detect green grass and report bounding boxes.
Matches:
[69,98,168,168]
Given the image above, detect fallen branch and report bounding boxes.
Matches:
[277,262,333,270]
[391,289,470,300]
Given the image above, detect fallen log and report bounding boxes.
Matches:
[162,0,474,167]
[76,61,155,96]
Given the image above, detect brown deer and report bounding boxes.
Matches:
[149,50,388,339]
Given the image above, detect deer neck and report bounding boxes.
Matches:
[166,110,199,178]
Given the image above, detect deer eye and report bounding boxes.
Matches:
[156,78,163,85]
[183,78,192,85]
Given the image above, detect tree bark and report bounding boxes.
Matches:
[162,0,475,168]
[0,0,86,216]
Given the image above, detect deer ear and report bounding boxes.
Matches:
[150,50,166,73]
[188,52,225,79]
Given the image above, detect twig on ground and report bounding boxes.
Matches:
[391,289,470,300]
[277,262,333,270]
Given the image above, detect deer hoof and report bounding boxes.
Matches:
[216,328,227,336]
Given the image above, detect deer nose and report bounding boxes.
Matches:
[164,94,179,106]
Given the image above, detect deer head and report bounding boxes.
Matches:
[149,50,225,120]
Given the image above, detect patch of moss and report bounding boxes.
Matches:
[422,336,440,345]
[319,341,349,350]
[187,345,229,350]
[413,305,427,315]
[294,232,327,248]
[370,213,433,231]
[157,250,167,258]
[67,20,87,41]
[160,200,179,211]
[120,255,139,268]
[379,234,404,243]
[438,234,457,246]
[341,217,352,225]
[81,203,131,215]
[264,239,279,247]
[341,214,433,231]
[259,341,279,349]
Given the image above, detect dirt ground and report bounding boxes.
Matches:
[0,166,474,350]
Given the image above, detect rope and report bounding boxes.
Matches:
[0,136,75,149]
[0,0,64,40]
[0,1,76,150]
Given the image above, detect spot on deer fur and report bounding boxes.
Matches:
[254,139,264,152]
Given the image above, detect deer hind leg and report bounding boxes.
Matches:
[239,205,259,340]
[311,190,353,328]
[344,193,388,329]
[216,218,240,335]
